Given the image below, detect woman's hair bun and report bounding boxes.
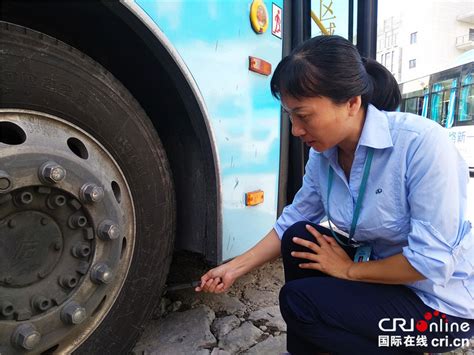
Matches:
[362,57,401,111]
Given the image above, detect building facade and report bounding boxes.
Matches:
[377,0,474,85]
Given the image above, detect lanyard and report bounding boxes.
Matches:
[326,147,374,247]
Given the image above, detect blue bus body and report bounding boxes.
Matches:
[137,0,284,260]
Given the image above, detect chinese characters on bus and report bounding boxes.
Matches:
[448,131,466,143]
[319,0,336,35]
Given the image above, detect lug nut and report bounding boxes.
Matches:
[58,275,78,289]
[31,295,51,312]
[69,214,88,229]
[39,161,66,184]
[47,194,67,209]
[14,191,33,206]
[98,220,121,240]
[61,302,87,325]
[90,263,113,284]
[11,323,41,350]
[0,300,15,317]
[21,192,33,204]
[71,242,91,258]
[80,183,104,203]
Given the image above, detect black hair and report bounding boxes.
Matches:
[270,35,401,111]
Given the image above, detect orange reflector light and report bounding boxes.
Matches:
[249,56,272,76]
[245,190,264,206]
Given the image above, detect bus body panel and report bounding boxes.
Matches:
[448,126,474,171]
[135,0,284,261]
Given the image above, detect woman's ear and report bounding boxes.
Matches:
[347,96,362,117]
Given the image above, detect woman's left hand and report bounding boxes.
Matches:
[291,224,355,280]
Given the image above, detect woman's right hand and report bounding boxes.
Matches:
[195,262,239,294]
[195,229,281,294]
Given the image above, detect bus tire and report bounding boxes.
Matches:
[0,21,175,354]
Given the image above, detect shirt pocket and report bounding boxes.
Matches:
[357,195,410,241]
[361,172,407,231]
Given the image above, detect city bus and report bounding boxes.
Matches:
[400,61,474,175]
[0,0,379,353]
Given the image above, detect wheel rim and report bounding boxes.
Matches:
[0,109,136,354]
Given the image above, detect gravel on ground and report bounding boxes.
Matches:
[133,252,473,355]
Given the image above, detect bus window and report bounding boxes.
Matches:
[405,95,424,115]
[446,79,458,128]
[458,73,473,123]
[430,79,455,126]
[311,0,354,40]
[405,97,418,114]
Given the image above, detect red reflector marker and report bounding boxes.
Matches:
[245,190,264,206]
[249,56,272,76]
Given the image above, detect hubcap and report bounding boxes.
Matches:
[0,109,136,354]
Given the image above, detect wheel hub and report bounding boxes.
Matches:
[0,109,135,354]
[1,209,63,288]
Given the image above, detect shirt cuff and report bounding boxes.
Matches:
[274,205,313,240]
[402,219,466,287]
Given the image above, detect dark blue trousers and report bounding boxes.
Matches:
[279,221,474,355]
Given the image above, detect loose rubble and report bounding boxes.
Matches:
[211,315,240,339]
[133,257,286,354]
[217,321,264,353]
[133,254,473,355]
[135,305,217,354]
[243,334,287,355]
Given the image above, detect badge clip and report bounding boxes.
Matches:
[353,245,372,263]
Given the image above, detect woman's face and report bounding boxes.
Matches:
[281,95,355,153]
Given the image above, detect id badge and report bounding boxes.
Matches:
[353,245,372,263]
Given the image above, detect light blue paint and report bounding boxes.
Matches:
[223,208,275,258]
[136,0,284,261]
